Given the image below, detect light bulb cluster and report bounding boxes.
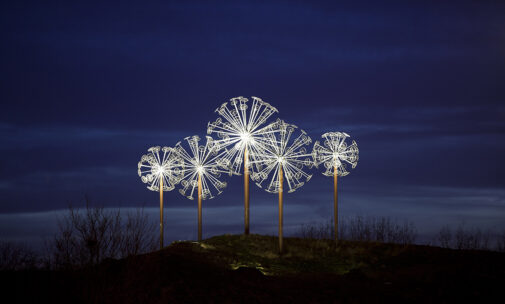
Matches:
[138,96,359,201]
[207,96,279,176]
[312,132,359,177]
[138,146,184,192]
[174,135,230,200]
[250,119,314,194]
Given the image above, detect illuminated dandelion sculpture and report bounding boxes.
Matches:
[174,135,230,241]
[251,119,313,253]
[207,96,278,235]
[138,146,184,249]
[312,132,359,241]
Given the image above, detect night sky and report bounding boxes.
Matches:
[1,1,504,247]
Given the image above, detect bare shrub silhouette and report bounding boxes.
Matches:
[299,215,417,245]
[437,225,453,248]
[299,218,335,240]
[0,242,38,271]
[51,198,156,268]
[496,230,505,252]
[455,225,490,250]
[121,207,157,256]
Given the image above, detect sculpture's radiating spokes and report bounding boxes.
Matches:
[137,146,184,249]
[313,132,358,177]
[249,119,313,253]
[312,131,359,242]
[138,146,184,191]
[174,135,230,241]
[207,96,279,234]
[251,119,313,193]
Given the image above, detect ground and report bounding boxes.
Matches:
[1,234,504,303]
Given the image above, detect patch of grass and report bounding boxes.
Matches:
[174,234,415,276]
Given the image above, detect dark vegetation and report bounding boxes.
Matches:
[1,205,504,303]
[436,224,498,250]
[299,216,505,251]
[1,234,504,303]
[0,242,38,271]
[299,216,417,245]
[49,200,156,268]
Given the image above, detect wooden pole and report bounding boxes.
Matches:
[198,172,202,241]
[159,177,164,249]
[334,165,338,242]
[279,164,283,254]
[244,147,250,235]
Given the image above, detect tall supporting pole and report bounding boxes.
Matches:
[244,147,250,235]
[198,172,202,241]
[159,178,164,249]
[333,165,338,242]
[278,164,284,254]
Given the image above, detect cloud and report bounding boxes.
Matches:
[2,184,505,252]
[298,105,505,138]
[0,123,189,150]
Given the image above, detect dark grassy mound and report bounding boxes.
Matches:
[1,234,504,303]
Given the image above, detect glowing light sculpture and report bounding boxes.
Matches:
[207,96,278,235]
[138,146,184,249]
[312,132,359,241]
[250,119,313,253]
[174,135,230,241]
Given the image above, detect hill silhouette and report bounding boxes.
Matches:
[1,234,504,303]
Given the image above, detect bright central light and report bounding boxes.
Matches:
[155,165,166,176]
[138,146,184,192]
[240,132,252,143]
[276,156,285,164]
[175,136,229,200]
[207,96,278,175]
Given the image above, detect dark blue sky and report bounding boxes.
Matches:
[1,1,504,244]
